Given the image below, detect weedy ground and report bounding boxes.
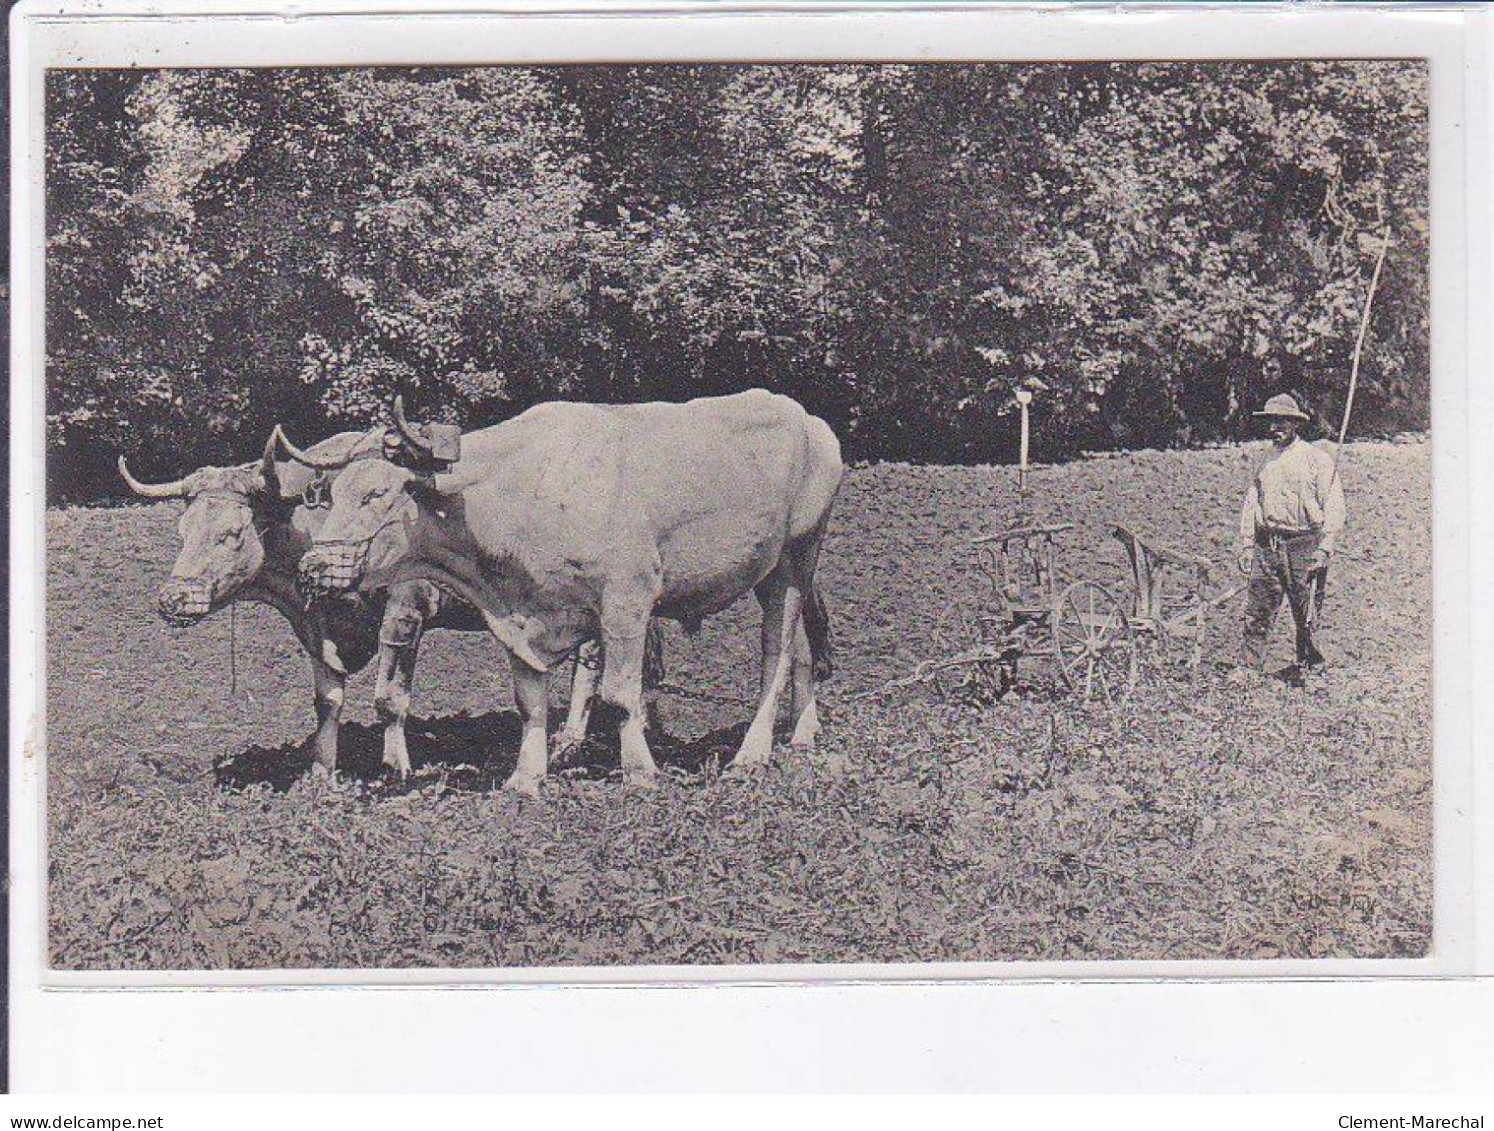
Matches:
[46,437,1431,969]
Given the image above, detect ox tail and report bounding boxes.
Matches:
[801,582,834,683]
[643,618,666,691]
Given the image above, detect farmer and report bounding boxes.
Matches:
[1235,393,1346,673]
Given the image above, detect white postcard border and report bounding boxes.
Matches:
[9,0,1490,1092]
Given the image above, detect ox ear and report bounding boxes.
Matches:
[404,474,440,508]
[404,474,458,520]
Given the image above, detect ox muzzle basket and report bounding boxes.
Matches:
[297,538,373,602]
[157,576,216,626]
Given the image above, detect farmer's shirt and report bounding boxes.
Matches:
[1237,437,1347,554]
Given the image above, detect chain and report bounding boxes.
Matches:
[229,599,238,698]
[650,681,760,708]
[301,473,332,510]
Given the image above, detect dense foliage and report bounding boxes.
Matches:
[47,62,1428,499]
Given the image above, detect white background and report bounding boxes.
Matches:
[9,1,1494,1092]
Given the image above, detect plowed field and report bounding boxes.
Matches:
[45,437,1432,969]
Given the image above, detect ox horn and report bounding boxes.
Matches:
[118,455,193,499]
[392,395,433,455]
[259,428,282,494]
[274,424,357,471]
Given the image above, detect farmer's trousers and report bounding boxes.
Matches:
[1242,529,1327,670]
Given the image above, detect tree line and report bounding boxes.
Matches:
[46,61,1428,500]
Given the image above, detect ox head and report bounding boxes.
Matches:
[280,398,445,602]
[120,433,283,626]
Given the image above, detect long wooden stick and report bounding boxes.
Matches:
[1333,228,1392,480]
[1312,227,1391,630]
[1016,390,1033,506]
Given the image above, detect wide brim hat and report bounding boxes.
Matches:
[1253,393,1310,421]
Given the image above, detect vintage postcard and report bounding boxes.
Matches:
[11,5,1479,999]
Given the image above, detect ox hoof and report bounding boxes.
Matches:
[501,773,544,800]
[789,726,821,753]
[622,766,658,791]
[729,742,774,771]
[723,756,767,779]
[307,767,350,796]
[790,701,822,751]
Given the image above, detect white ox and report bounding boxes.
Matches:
[122,428,657,780]
[283,389,843,795]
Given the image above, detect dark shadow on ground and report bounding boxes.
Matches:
[213,710,525,793]
[1270,663,1306,688]
[212,703,794,793]
[548,701,753,782]
[540,701,819,784]
[1206,659,1316,690]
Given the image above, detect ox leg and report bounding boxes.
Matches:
[733,570,803,769]
[786,527,834,757]
[788,618,820,751]
[309,658,345,775]
[599,607,658,790]
[553,640,602,766]
[503,654,550,799]
[374,642,418,778]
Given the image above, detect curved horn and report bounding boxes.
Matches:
[275,424,357,471]
[118,455,193,499]
[392,395,432,454]
[259,428,282,494]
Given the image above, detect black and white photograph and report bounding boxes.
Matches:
[38,54,1435,975]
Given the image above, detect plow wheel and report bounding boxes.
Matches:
[1051,580,1138,703]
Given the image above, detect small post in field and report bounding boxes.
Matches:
[1016,389,1033,513]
